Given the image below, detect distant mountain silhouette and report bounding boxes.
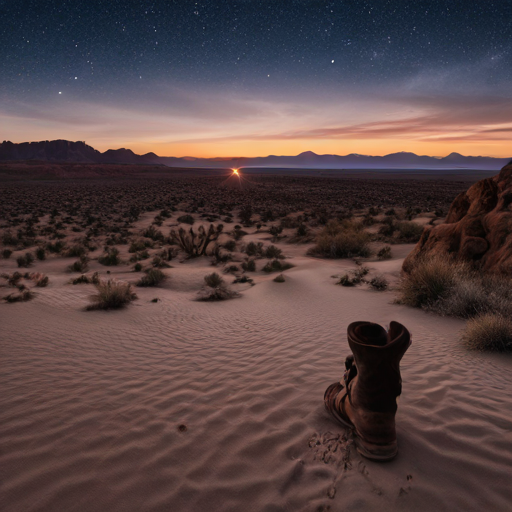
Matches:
[1,139,509,170]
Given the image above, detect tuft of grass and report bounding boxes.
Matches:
[71,272,100,285]
[86,279,137,310]
[368,275,388,291]
[336,266,370,286]
[397,258,462,308]
[137,268,166,287]
[262,259,294,273]
[310,220,371,258]
[273,273,285,283]
[393,221,424,243]
[461,314,512,352]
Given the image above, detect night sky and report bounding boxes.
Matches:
[1,1,511,157]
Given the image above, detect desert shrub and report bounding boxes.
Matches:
[211,244,232,264]
[16,252,34,268]
[368,275,388,291]
[223,264,240,274]
[362,213,375,226]
[385,209,396,216]
[177,215,194,225]
[35,247,46,260]
[197,272,238,301]
[142,225,164,242]
[232,275,253,284]
[65,244,88,258]
[46,240,66,254]
[264,245,283,259]
[239,205,253,225]
[245,241,263,257]
[296,223,308,237]
[129,239,151,253]
[72,272,99,285]
[99,247,120,266]
[461,314,512,352]
[273,273,285,283]
[129,250,150,262]
[269,225,283,240]
[378,217,395,237]
[397,258,461,308]
[87,279,137,310]
[242,258,256,272]
[232,227,247,240]
[262,259,294,273]
[68,256,89,273]
[151,255,170,268]
[336,266,370,286]
[310,220,371,258]
[377,246,392,260]
[2,249,12,259]
[2,230,19,246]
[433,274,512,319]
[394,221,424,242]
[35,274,49,287]
[204,272,224,288]
[137,268,166,287]
[4,289,34,302]
[223,240,237,252]
[133,262,143,272]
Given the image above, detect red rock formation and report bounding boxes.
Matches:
[403,162,512,274]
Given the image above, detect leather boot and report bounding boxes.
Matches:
[324,321,411,461]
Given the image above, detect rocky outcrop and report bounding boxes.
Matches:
[403,162,512,274]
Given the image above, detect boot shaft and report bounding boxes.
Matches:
[347,321,411,413]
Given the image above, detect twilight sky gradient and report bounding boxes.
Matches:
[1,0,511,158]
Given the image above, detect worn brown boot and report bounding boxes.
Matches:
[324,321,411,461]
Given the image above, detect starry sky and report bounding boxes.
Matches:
[1,0,511,158]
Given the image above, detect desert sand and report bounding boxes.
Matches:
[1,170,511,512]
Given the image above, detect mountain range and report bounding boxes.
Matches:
[1,139,510,170]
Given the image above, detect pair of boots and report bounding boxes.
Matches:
[324,321,411,461]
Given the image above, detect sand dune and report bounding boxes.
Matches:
[1,244,511,512]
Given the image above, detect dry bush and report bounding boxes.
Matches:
[4,289,34,302]
[397,257,463,308]
[242,258,256,272]
[262,259,294,273]
[68,256,89,273]
[98,247,120,266]
[197,272,238,301]
[2,248,13,259]
[245,241,263,257]
[16,252,34,268]
[177,214,195,225]
[393,221,424,242]
[142,225,164,242]
[35,247,46,260]
[398,258,512,320]
[137,268,166,287]
[71,272,99,285]
[64,244,88,258]
[368,275,388,291]
[264,245,283,259]
[273,273,285,283]
[461,314,512,352]
[337,266,370,286]
[310,220,371,258]
[86,279,137,310]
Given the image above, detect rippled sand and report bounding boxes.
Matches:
[1,247,511,512]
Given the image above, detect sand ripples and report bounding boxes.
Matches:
[1,265,512,511]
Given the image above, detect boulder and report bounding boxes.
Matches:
[403,162,512,274]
